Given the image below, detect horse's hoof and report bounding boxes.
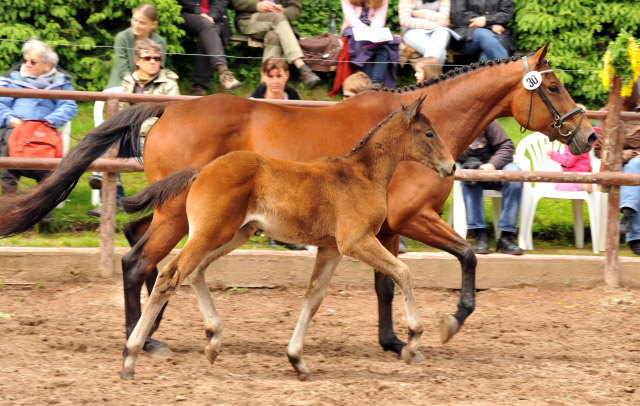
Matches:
[147,345,174,360]
[119,369,134,380]
[297,372,311,381]
[400,346,415,364]
[412,349,426,363]
[440,313,460,344]
[204,345,219,364]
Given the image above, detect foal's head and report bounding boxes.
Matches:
[400,95,456,178]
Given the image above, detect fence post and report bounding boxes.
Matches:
[602,76,624,288]
[99,98,120,278]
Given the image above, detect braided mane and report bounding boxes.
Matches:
[374,55,552,94]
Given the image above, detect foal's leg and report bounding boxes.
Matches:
[342,234,423,364]
[121,207,189,355]
[287,247,342,381]
[398,208,477,344]
[189,224,258,364]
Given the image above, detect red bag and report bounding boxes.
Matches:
[8,120,62,158]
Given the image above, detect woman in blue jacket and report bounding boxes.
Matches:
[0,38,78,196]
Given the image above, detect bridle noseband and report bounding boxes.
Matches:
[521,56,585,145]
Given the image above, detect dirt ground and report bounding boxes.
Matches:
[1,278,639,406]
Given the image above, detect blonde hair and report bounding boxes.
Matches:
[343,72,373,95]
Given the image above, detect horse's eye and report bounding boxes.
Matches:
[548,85,559,93]
[425,132,434,138]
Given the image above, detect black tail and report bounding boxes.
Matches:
[121,169,200,214]
[0,102,167,237]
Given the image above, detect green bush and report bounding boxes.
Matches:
[1,1,638,103]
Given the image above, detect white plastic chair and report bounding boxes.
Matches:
[447,175,504,241]
[513,132,602,253]
[91,87,122,207]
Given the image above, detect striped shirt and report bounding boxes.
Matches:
[399,0,451,31]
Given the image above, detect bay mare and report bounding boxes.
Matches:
[119,96,456,380]
[0,43,596,357]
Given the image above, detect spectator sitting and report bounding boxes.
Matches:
[450,0,513,62]
[178,0,241,95]
[106,3,167,89]
[594,79,640,255]
[340,0,400,89]
[0,38,78,222]
[248,57,305,249]
[342,71,372,99]
[399,0,452,79]
[250,56,300,100]
[548,114,594,193]
[458,120,523,255]
[231,0,321,88]
[88,39,180,218]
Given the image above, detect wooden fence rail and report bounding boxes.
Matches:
[1,88,639,287]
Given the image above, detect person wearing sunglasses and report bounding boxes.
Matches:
[87,38,180,218]
[106,3,168,90]
[0,38,77,204]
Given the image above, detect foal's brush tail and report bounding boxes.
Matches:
[121,169,200,214]
[0,102,167,237]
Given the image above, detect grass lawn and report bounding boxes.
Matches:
[0,86,628,256]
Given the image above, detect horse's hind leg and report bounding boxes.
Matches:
[189,224,258,364]
[374,233,405,356]
[398,209,476,344]
[287,247,342,381]
[121,207,189,355]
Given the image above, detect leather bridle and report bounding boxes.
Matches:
[521,56,585,146]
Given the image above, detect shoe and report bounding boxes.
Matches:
[191,86,208,96]
[87,203,124,218]
[629,240,640,256]
[268,238,306,250]
[620,207,636,234]
[219,70,241,91]
[39,212,52,224]
[299,65,320,89]
[473,228,490,254]
[496,231,523,255]
[88,174,103,190]
[88,173,122,189]
[399,236,407,254]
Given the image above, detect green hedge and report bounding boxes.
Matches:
[0,0,638,104]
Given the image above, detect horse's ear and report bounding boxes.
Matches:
[405,94,427,122]
[533,40,551,69]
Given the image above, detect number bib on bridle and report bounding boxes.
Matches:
[520,56,585,144]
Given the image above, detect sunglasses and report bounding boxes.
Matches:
[22,58,43,66]
[139,56,162,62]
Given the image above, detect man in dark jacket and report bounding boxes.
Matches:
[458,120,523,255]
[451,0,515,61]
[179,0,241,94]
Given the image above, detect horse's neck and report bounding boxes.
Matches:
[345,119,404,189]
[394,63,522,159]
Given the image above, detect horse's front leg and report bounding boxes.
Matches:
[374,233,405,356]
[399,208,476,343]
[287,247,342,381]
[344,234,423,364]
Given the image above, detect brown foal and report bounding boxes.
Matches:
[119,96,455,380]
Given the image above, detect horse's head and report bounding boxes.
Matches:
[402,95,456,178]
[513,41,597,155]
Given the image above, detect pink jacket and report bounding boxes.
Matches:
[549,147,591,172]
[340,0,389,34]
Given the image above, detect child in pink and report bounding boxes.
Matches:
[548,127,599,192]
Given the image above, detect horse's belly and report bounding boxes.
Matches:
[243,211,336,247]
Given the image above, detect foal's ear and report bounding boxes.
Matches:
[405,94,427,123]
[532,40,551,69]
